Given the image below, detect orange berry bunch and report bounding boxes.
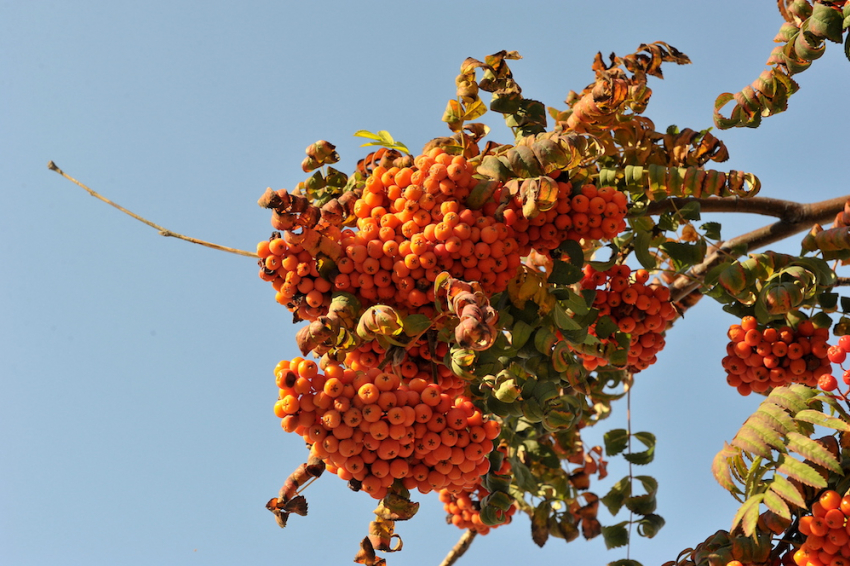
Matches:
[576,264,679,372]
[722,316,833,396]
[332,148,525,307]
[793,489,850,566]
[273,357,501,502]
[257,235,334,322]
[345,339,467,401]
[501,182,628,254]
[439,475,517,534]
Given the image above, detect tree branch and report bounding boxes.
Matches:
[668,194,850,304]
[47,161,256,258]
[645,195,823,221]
[438,529,477,566]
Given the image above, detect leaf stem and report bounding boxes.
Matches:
[47,161,256,258]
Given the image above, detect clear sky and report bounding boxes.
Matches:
[3,2,850,565]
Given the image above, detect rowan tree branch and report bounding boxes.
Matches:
[668,194,850,304]
[438,530,477,566]
[47,161,256,258]
[645,195,823,221]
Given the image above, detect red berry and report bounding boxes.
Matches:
[819,373,839,392]
[843,370,850,386]
[839,335,850,352]
[828,345,847,365]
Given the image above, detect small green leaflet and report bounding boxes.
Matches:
[353,130,410,154]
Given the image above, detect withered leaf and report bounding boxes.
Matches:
[374,493,420,521]
[283,495,308,516]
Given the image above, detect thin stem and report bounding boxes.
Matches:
[47,161,256,258]
[294,476,317,496]
[626,386,633,561]
[438,529,477,566]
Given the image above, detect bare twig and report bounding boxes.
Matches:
[47,161,256,258]
[438,529,477,566]
[668,194,850,304]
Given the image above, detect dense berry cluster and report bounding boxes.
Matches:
[574,264,679,372]
[257,147,631,322]
[345,339,467,402]
[439,450,516,534]
[274,357,501,501]
[794,490,850,566]
[502,182,627,253]
[722,316,833,396]
[257,236,334,322]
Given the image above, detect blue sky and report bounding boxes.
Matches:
[3,2,850,565]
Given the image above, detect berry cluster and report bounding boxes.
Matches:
[345,339,467,401]
[257,147,632,324]
[722,316,833,396]
[334,152,524,305]
[794,490,850,566]
[439,454,517,535]
[574,264,678,372]
[258,236,334,322]
[502,182,628,253]
[274,357,501,501]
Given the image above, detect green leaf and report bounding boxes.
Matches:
[776,454,827,489]
[511,458,538,493]
[745,413,789,451]
[758,402,799,435]
[478,155,511,182]
[625,476,658,515]
[731,494,763,537]
[352,130,382,141]
[634,229,657,270]
[810,3,845,43]
[601,521,629,549]
[795,409,850,432]
[511,320,534,350]
[557,239,585,269]
[702,221,722,240]
[552,301,581,331]
[786,432,842,474]
[604,429,629,456]
[563,288,590,316]
[548,260,583,285]
[601,476,630,516]
[596,315,619,340]
[353,129,409,154]
[658,240,706,271]
[609,560,643,566]
[623,432,656,466]
[845,31,850,63]
[402,314,432,337]
[731,430,773,460]
[763,488,791,520]
[636,514,665,538]
[769,474,805,508]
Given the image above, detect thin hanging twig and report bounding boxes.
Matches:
[438,530,477,566]
[47,161,256,258]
